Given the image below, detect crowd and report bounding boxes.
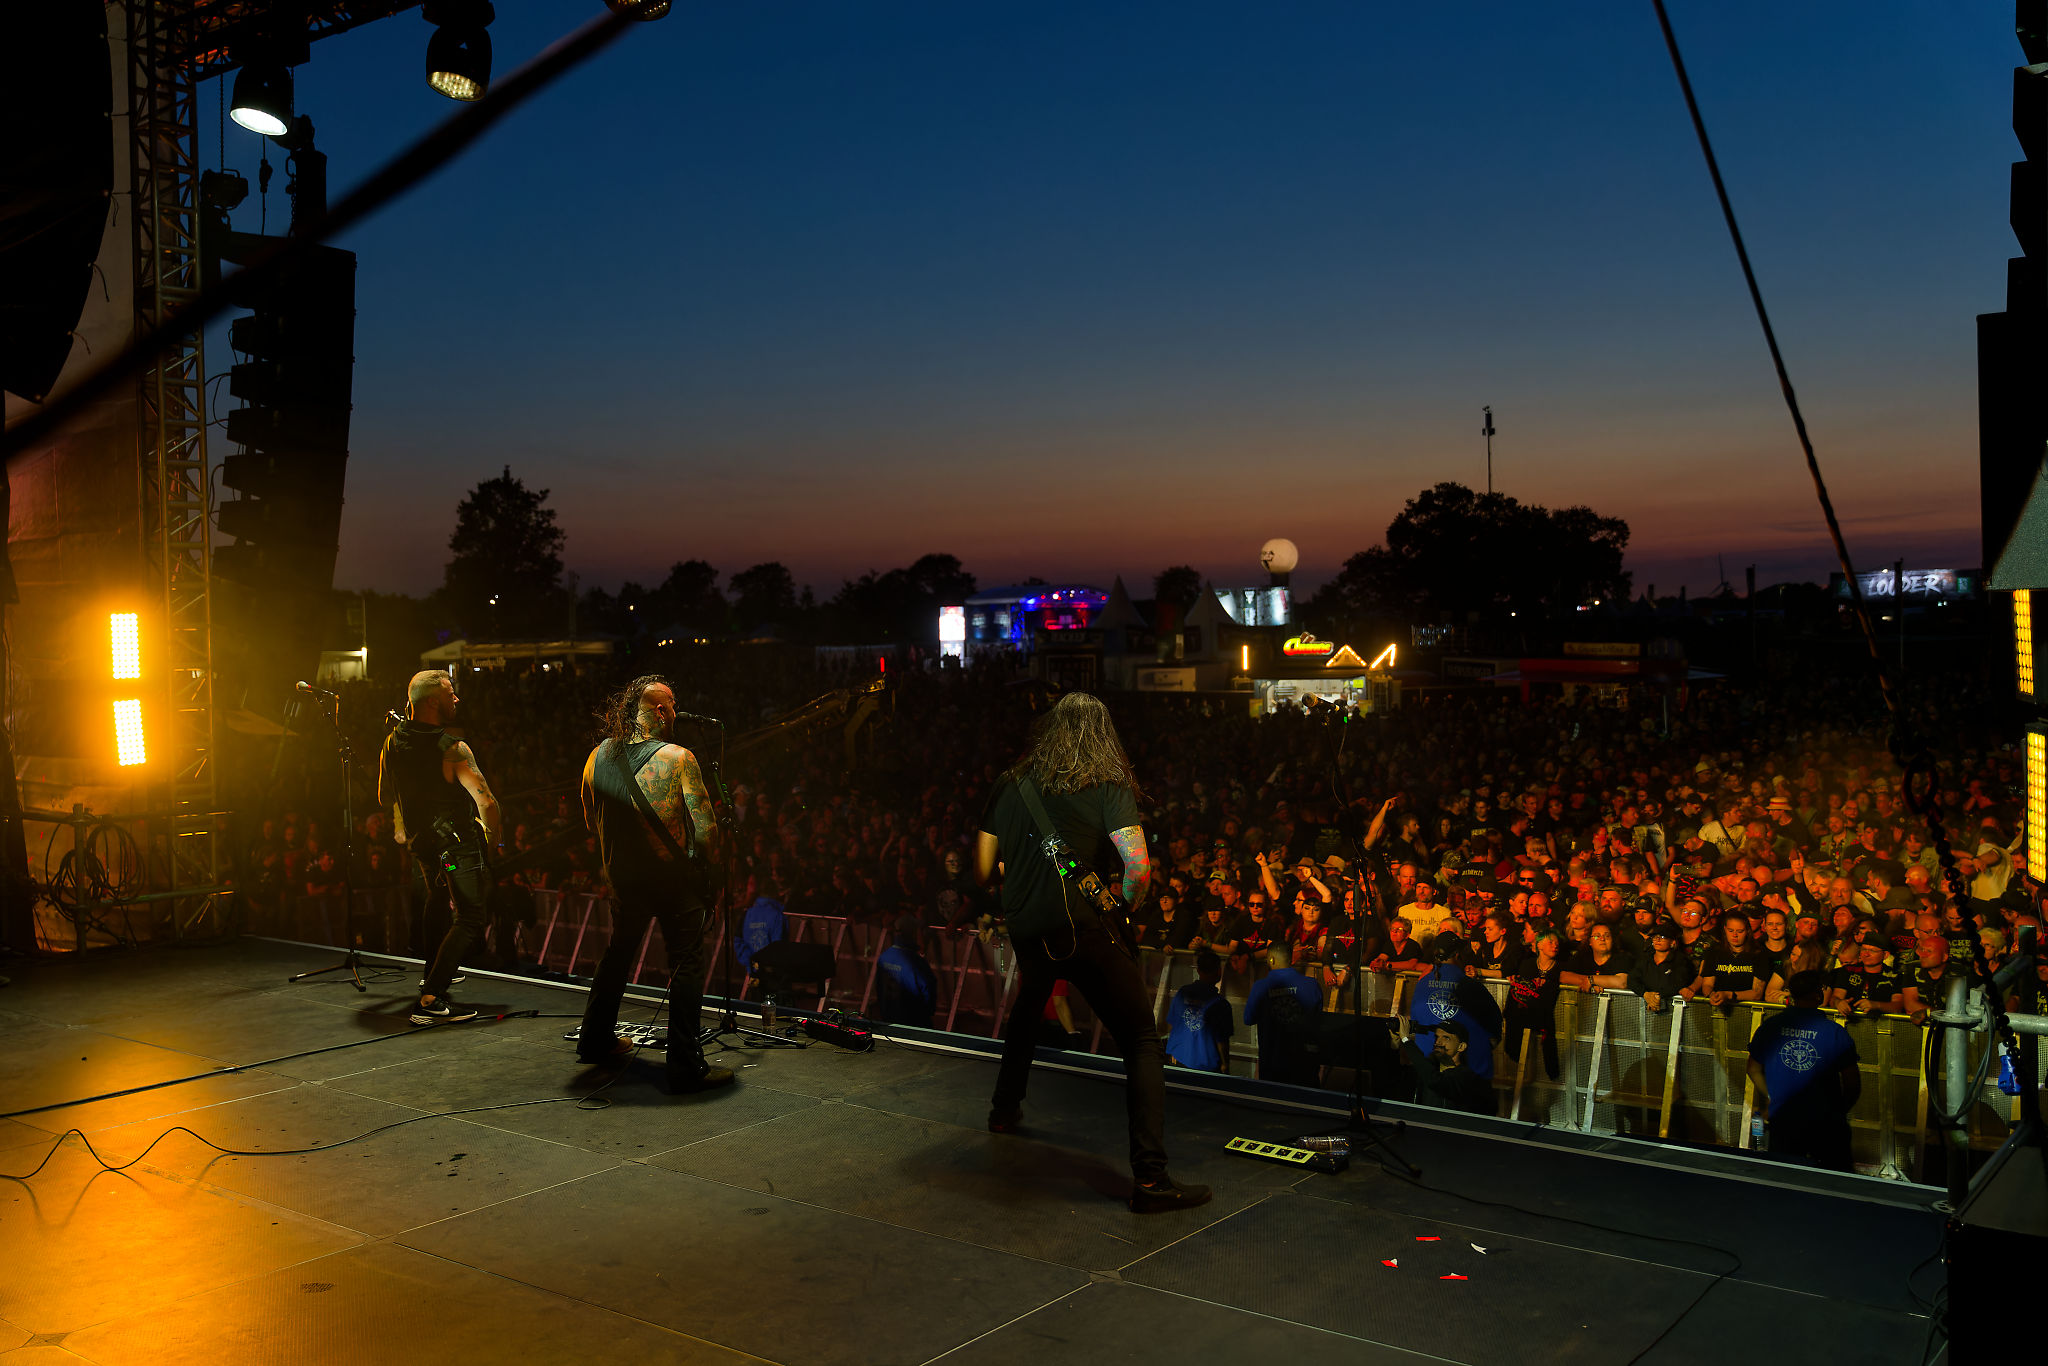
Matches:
[238,649,2042,1140]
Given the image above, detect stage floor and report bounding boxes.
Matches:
[0,941,1943,1366]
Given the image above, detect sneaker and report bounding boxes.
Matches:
[1127,1176,1213,1214]
[988,1106,1023,1134]
[410,995,480,1026]
[418,974,466,990]
[667,1064,736,1095]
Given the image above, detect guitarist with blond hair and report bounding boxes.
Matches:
[975,691,1210,1214]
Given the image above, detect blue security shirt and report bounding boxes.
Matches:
[1746,1005,1859,1120]
[876,944,935,1004]
[733,897,785,973]
[1166,981,1234,1071]
[1409,963,1496,1079]
[1244,966,1325,1026]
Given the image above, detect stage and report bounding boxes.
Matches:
[1,941,1943,1365]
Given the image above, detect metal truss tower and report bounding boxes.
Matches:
[126,0,220,896]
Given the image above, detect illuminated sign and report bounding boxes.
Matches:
[938,605,965,660]
[1282,633,1334,658]
[1833,568,1975,602]
[1367,644,1397,670]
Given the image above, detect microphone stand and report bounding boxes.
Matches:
[696,721,796,1051]
[288,690,369,990]
[1318,716,1419,1177]
[1332,839,1420,1178]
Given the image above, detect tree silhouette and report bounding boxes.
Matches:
[1307,481,1629,634]
[442,467,566,638]
[730,562,798,631]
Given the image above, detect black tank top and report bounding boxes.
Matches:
[382,721,471,849]
[591,738,696,897]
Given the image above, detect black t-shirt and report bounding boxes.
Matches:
[978,779,1140,939]
[1630,951,1697,999]
[1698,947,1770,995]
[1830,964,1901,1005]
[1504,963,1561,1033]
[1482,938,1529,977]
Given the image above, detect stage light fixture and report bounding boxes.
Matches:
[109,612,140,681]
[606,0,673,21]
[424,0,495,101]
[230,59,294,136]
[2030,725,2047,884]
[2018,590,2036,698]
[112,699,147,768]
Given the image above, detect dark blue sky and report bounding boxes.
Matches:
[204,1,2020,602]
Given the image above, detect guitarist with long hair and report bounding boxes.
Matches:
[975,692,1211,1213]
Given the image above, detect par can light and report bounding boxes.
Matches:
[230,60,294,137]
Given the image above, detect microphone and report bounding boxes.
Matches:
[674,710,723,726]
[296,681,339,699]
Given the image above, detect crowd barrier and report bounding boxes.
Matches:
[265,885,2030,1181]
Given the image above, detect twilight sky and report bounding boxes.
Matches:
[203,1,2020,602]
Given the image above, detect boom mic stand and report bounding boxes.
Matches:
[289,688,369,991]
[695,721,797,1051]
[1318,719,1419,1177]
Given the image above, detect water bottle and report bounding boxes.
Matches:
[762,993,779,1029]
[1750,1114,1767,1149]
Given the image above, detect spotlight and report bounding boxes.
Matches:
[424,1,495,101]
[230,59,294,137]
[606,0,672,21]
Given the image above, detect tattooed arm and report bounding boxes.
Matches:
[448,741,502,847]
[377,737,408,845]
[580,747,600,835]
[639,743,721,864]
[1111,824,1150,914]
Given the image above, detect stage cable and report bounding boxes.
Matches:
[0,1088,620,1185]
[0,1008,542,1122]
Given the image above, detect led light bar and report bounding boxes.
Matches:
[109,612,140,680]
[113,698,146,767]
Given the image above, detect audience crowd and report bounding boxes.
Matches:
[240,651,2042,1107]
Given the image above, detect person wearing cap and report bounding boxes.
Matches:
[1407,932,1501,1083]
[1746,970,1860,1169]
[1631,921,1696,1014]
[1402,1017,1494,1114]
[1828,940,1904,1017]
[1396,876,1441,928]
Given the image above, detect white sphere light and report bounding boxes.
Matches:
[1259,538,1299,575]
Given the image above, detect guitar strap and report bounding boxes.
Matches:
[607,739,697,866]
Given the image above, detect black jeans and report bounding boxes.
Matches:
[994,925,1169,1182]
[579,889,709,1086]
[421,843,492,998]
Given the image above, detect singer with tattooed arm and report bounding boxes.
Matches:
[975,691,1211,1213]
[575,675,735,1093]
